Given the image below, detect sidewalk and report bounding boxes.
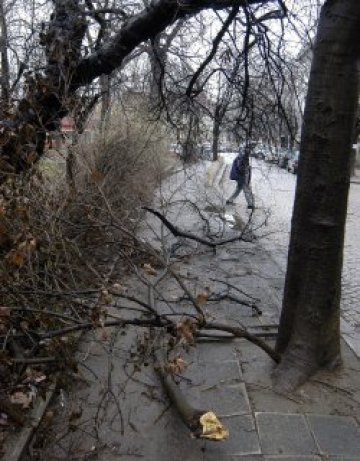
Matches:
[23,160,360,461]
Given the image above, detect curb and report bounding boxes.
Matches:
[3,382,56,461]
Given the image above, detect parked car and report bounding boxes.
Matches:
[253,145,266,159]
[264,148,279,163]
[287,150,299,174]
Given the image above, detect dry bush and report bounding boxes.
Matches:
[72,105,171,214]
[0,103,171,303]
[0,104,173,429]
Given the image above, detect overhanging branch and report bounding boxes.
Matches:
[71,0,271,89]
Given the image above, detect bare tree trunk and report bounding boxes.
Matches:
[0,0,10,110]
[212,105,221,162]
[149,35,166,106]
[274,0,360,391]
[100,74,111,129]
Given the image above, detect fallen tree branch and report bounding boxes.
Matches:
[203,321,281,363]
[211,278,260,302]
[154,336,229,440]
[207,292,262,315]
[0,318,170,343]
[143,206,252,249]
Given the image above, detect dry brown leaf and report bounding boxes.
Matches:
[91,304,107,325]
[195,291,209,306]
[23,368,47,384]
[20,320,30,331]
[98,289,112,305]
[176,318,197,343]
[6,248,26,267]
[111,283,127,294]
[9,391,33,409]
[143,263,157,276]
[5,237,37,267]
[26,151,38,164]
[165,356,187,375]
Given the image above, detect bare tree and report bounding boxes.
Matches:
[273,0,359,391]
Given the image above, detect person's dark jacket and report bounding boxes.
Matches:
[230,152,247,180]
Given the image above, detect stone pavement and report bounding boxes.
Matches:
[36,159,360,461]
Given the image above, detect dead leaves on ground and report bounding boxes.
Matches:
[176,318,197,344]
[165,356,187,375]
[143,262,157,276]
[0,307,10,334]
[195,290,209,307]
[9,391,33,409]
[5,235,37,268]
[9,369,47,412]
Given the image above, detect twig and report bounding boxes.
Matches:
[34,318,170,340]
[8,307,83,324]
[11,357,57,364]
[210,278,260,302]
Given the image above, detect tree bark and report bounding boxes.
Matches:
[212,104,221,161]
[0,0,10,109]
[274,0,360,391]
[148,34,166,106]
[100,74,111,129]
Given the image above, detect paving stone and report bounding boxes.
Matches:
[182,360,242,387]
[186,383,251,416]
[263,457,322,461]
[328,457,360,461]
[205,456,263,461]
[306,414,360,457]
[148,410,205,461]
[342,332,360,358]
[196,341,237,363]
[256,412,318,456]
[203,415,261,459]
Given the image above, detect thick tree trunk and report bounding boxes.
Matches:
[274,0,360,391]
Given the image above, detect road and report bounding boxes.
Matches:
[220,154,360,357]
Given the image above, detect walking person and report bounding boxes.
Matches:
[226,146,255,209]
